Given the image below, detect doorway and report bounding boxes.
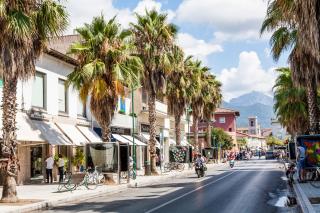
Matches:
[31,146,43,179]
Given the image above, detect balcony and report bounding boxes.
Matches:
[141,100,168,117]
[111,112,134,129]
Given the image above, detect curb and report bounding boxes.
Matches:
[284,160,316,213]
[3,163,226,213]
[293,183,316,213]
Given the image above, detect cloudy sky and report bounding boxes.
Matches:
[63,0,287,101]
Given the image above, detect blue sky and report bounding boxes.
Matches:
[64,0,288,101]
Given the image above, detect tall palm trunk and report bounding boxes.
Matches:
[101,125,111,142]
[175,114,181,146]
[148,92,157,174]
[1,76,19,202]
[193,115,199,152]
[306,76,320,134]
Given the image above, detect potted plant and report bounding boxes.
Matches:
[118,109,126,115]
[72,148,85,172]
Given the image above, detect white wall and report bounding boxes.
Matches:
[15,54,81,119]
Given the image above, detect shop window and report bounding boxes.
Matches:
[58,79,68,113]
[32,72,46,109]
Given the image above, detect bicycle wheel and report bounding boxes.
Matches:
[164,163,171,172]
[177,163,185,172]
[97,173,105,185]
[85,175,98,190]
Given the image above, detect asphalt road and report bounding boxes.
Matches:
[38,158,295,213]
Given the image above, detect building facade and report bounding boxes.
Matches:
[190,107,240,151]
[271,118,288,140]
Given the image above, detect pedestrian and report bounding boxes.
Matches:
[45,154,54,183]
[297,144,306,182]
[58,154,65,183]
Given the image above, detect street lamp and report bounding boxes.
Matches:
[131,84,141,180]
[186,106,192,145]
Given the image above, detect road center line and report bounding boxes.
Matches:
[145,171,237,213]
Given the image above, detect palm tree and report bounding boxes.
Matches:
[203,75,222,148]
[261,0,320,133]
[0,0,68,202]
[189,60,210,151]
[67,16,142,142]
[130,10,177,174]
[167,46,194,145]
[273,68,308,135]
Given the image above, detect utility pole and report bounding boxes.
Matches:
[131,86,136,180]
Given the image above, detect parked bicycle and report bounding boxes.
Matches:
[306,167,320,188]
[164,162,185,172]
[57,167,105,192]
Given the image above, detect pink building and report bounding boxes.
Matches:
[191,107,240,150]
[213,108,239,133]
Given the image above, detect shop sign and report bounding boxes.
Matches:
[141,123,150,133]
[111,127,131,135]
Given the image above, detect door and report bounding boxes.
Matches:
[31,146,43,178]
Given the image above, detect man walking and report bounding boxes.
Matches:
[297,144,306,182]
[45,154,54,183]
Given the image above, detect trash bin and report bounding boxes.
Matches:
[144,161,151,176]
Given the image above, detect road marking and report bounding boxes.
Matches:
[145,171,237,213]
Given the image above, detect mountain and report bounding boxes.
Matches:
[223,91,275,128]
[228,91,273,106]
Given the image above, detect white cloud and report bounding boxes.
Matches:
[217,51,277,101]
[176,0,268,42]
[64,0,133,34]
[64,0,175,34]
[177,33,223,63]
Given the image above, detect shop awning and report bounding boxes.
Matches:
[55,123,89,146]
[32,120,73,146]
[121,135,147,146]
[141,133,160,147]
[0,112,44,142]
[112,134,132,145]
[77,126,102,143]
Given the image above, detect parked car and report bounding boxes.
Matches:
[265,151,275,160]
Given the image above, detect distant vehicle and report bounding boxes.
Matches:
[265,151,275,160]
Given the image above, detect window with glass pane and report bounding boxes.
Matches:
[77,98,86,117]
[120,96,126,113]
[32,72,45,108]
[58,79,67,112]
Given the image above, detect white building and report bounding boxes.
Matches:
[0,48,102,184]
[271,118,288,140]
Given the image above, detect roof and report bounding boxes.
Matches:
[237,127,248,131]
[261,128,272,137]
[45,35,81,66]
[215,107,240,116]
[48,35,80,56]
[236,131,265,139]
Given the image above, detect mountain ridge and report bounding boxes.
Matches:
[222,91,274,128]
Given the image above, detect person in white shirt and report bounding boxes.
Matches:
[45,154,54,183]
[58,154,65,182]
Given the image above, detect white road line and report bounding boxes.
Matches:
[145,171,237,213]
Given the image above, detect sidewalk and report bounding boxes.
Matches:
[0,163,226,213]
[284,162,318,213]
